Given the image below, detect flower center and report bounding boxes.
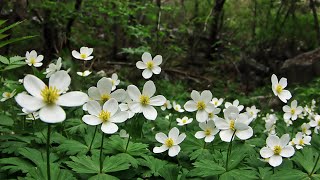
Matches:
[182,119,187,123]
[318,121,320,126]
[41,86,59,104]
[80,54,87,59]
[165,138,174,148]
[204,128,211,136]
[299,139,304,145]
[30,58,36,65]
[100,94,111,103]
[291,109,295,115]
[302,128,307,133]
[4,92,11,98]
[98,110,111,123]
[273,145,282,155]
[229,120,235,131]
[197,101,206,110]
[208,113,214,119]
[276,85,283,94]
[146,61,154,69]
[111,80,115,86]
[214,101,218,105]
[140,95,150,106]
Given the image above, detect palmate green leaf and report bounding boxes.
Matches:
[158,164,180,180]
[258,167,273,179]
[66,154,130,174]
[0,114,14,126]
[56,139,89,155]
[64,118,87,134]
[115,153,139,168]
[0,135,34,155]
[138,155,168,177]
[292,147,320,174]
[188,159,226,177]
[88,174,119,180]
[0,157,33,174]
[220,168,258,180]
[25,163,76,180]
[181,132,204,154]
[19,147,59,166]
[9,56,25,63]
[228,146,248,170]
[189,148,211,161]
[0,55,9,64]
[270,169,309,180]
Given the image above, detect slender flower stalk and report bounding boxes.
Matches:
[47,124,51,180]
[226,131,236,171]
[125,134,131,153]
[99,133,105,173]
[88,126,98,154]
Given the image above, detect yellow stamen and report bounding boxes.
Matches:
[80,54,87,59]
[140,95,150,106]
[291,109,295,115]
[98,110,111,123]
[208,113,214,119]
[229,120,235,131]
[4,92,11,98]
[276,85,283,94]
[299,139,304,145]
[100,94,111,103]
[41,86,59,104]
[204,128,211,136]
[146,61,154,69]
[273,145,282,155]
[30,58,36,65]
[182,119,187,124]
[197,101,206,110]
[165,138,174,147]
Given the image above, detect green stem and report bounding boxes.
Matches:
[99,133,105,173]
[125,134,131,153]
[88,126,98,153]
[226,131,236,171]
[203,142,207,149]
[309,154,320,176]
[47,124,51,180]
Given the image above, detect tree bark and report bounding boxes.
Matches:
[65,0,83,49]
[310,0,320,46]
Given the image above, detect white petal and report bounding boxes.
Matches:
[127,85,141,102]
[291,100,297,108]
[195,131,206,139]
[280,146,295,157]
[168,145,180,157]
[34,62,43,67]
[143,81,156,97]
[153,55,162,65]
[280,134,290,147]
[128,102,142,113]
[82,115,102,125]
[271,74,278,85]
[205,135,215,142]
[142,69,153,79]
[215,118,230,130]
[97,77,112,95]
[152,66,161,74]
[36,55,44,62]
[111,89,127,102]
[142,105,157,120]
[149,95,166,106]
[49,71,71,93]
[269,155,283,167]
[80,47,88,54]
[88,87,101,100]
[220,129,235,142]
[15,93,45,111]
[283,113,291,120]
[191,90,200,101]
[103,99,118,116]
[267,135,280,148]
[30,50,37,58]
[136,61,147,69]
[260,147,274,158]
[56,91,88,107]
[24,75,46,98]
[282,105,291,112]
[39,105,66,123]
[200,90,212,103]
[169,127,180,140]
[235,127,253,140]
[84,56,94,61]
[142,52,152,63]
[110,111,128,123]
[101,122,118,134]
[184,100,197,112]
[72,50,81,59]
[86,48,93,55]
[279,90,292,103]
[175,133,186,145]
[234,122,249,131]
[279,78,287,88]
[196,110,208,122]
[199,122,208,130]
[153,145,168,153]
[155,132,168,143]
[86,100,102,116]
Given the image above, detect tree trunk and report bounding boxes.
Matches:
[310,0,320,46]
[65,0,83,50]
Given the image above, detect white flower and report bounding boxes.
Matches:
[127,81,166,120]
[25,50,44,67]
[283,100,303,121]
[136,52,162,79]
[88,77,127,104]
[153,127,186,157]
[176,116,193,126]
[271,74,292,103]
[264,113,278,135]
[119,129,129,138]
[301,123,311,135]
[284,119,292,127]
[195,121,219,142]
[224,99,244,112]
[72,47,94,60]
[82,99,128,134]
[260,134,295,167]
[184,90,215,122]
[246,105,260,120]
[1,89,16,102]
[309,115,320,134]
[161,100,172,111]
[107,73,120,91]
[207,107,221,121]
[19,108,39,120]
[165,113,172,120]
[15,71,88,123]
[119,97,135,119]
[77,70,92,77]
[292,132,311,149]
[210,98,223,107]
[173,101,184,112]
[215,106,253,142]
[44,57,62,78]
